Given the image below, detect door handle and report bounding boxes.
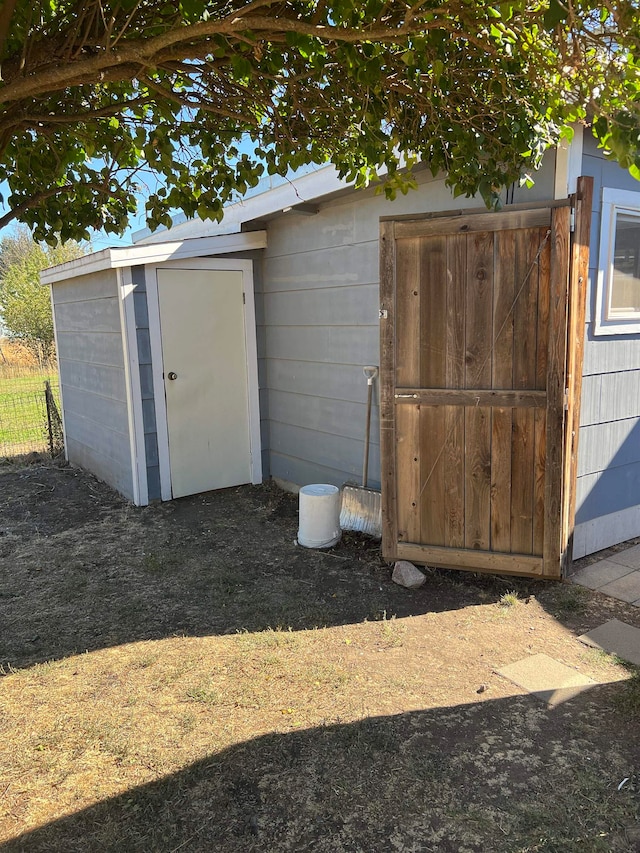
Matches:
[167,372,178,381]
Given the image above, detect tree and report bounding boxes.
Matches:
[0,1,638,243]
[0,229,85,364]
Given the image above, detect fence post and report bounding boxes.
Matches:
[45,380,55,456]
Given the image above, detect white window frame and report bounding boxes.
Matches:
[595,187,640,335]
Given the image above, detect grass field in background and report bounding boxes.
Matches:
[0,366,60,453]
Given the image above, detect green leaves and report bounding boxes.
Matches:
[543,0,569,30]
[0,0,639,241]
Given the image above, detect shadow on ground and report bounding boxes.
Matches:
[0,465,509,670]
[3,687,640,853]
[2,463,640,672]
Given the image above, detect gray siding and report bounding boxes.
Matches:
[130,265,161,500]
[52,269,134,500]
[261,164,556,489]
[576,134,640,542]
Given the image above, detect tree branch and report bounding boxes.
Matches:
[0,184,75,230]
[0,5,464,104]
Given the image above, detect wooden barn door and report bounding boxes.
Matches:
[380,180,592,579]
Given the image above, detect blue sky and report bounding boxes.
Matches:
[0,156,326,253]
[0,178,145,251]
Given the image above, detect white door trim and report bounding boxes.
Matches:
[146,257,262,500]
[146,269,173,500]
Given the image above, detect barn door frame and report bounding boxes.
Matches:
[379,177,593,579]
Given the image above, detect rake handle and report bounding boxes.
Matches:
[363,380,372,487]
[362,365,378,488]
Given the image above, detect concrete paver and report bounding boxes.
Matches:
[598,571,640,604]
[579,619,640,667]
[570,542,640,607]
[569,559,634,590]
[496,653,597,707]
[606,545,640,569]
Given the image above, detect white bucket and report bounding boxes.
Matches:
[297,484,341,549]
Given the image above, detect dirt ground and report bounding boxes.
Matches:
[1,461,639,852]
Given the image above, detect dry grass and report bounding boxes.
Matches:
[0,340,59,456]
[1,465,640,851]
[0,337,55,370]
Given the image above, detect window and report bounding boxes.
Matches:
[595,188,640,335]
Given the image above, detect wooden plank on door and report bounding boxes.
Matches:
[491,408,512,552]
[562,176,594,571]
[395,236,422,545]
[420,236,447,388]
[464,232,493,550]
[394,208,552,239]
[533,232,552,554]
[491,229,515,552]
[510,228,542,554]
[444,234,466,547]
[511,408,535,554]
[513,228,541,389]
[397,542,543,576]
[533,409,547,555]
[465,405,492,550]
[543,205,571,576]
[444,406,465,547]
[419,236,447,545]
[420,404,446,545]
[379,221,397,561]
[395,388,546,407]
[396,404,421,543]
[465,232,494,389]
[536,232,552,389]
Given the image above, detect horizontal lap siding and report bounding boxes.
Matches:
[221,250,269,478]
[263,183,424,487]
[52,269,134,501]
[574,136,640,553]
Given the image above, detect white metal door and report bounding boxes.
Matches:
[157,268,252,498]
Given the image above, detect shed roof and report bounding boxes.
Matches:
[40,230,267,285]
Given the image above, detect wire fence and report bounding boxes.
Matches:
[0,366,63,459]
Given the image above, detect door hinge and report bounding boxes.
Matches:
[243,292,246,304]
[570,210,575,232]
[564,387,570,411]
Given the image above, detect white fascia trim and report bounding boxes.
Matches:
[40,230,267,285]
[566,124,584,196]
[554,123,584,200]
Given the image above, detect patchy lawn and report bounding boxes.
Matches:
[1,462,639,852]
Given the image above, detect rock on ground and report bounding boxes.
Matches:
[392,560,426,589]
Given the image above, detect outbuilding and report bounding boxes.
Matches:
[42,126,640,580]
